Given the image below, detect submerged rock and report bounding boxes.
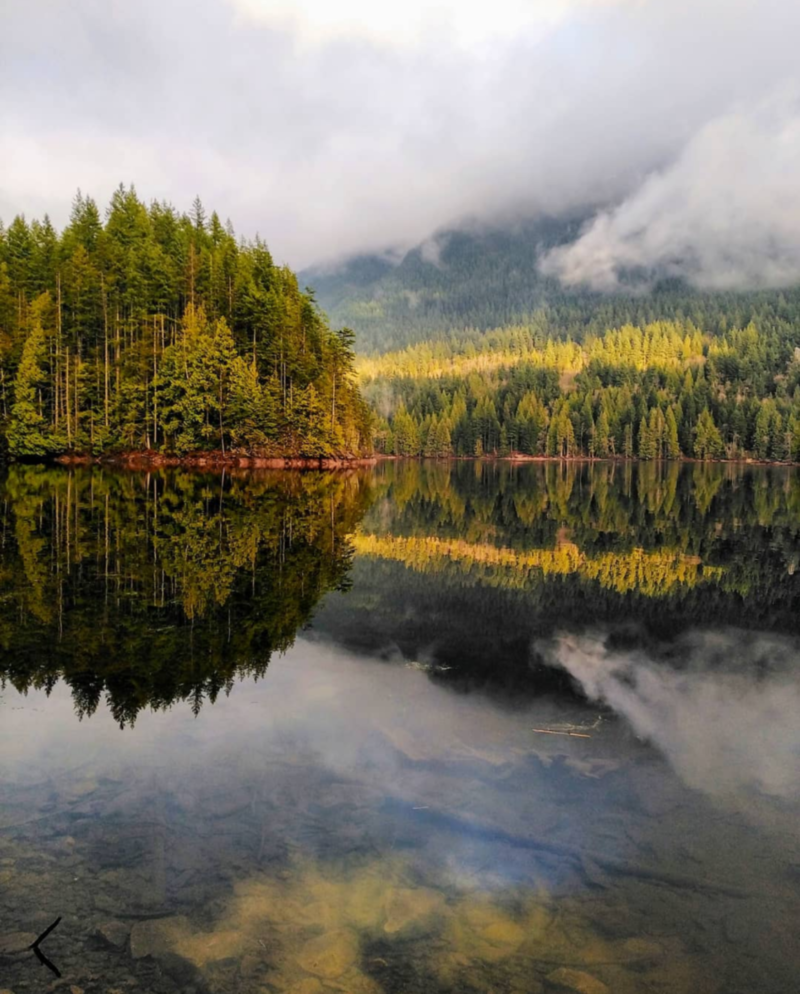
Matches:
[95,920,130,951]
[285,980,325,994]
[296,929,359,978]
[157,951,202,986]
[546,967,610,994]
[480,919,527,948]
[129,916,191,959]
[0,932,35,959]
[382,887,445,937]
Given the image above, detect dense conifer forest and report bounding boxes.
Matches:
[0,188,372,459]
[5,197,800,465]
[361,319,800,460]
[313,222,800,462]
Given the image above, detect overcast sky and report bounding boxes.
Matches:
[1,0,799,284]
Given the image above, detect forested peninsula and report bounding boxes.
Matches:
[0,188,372,462]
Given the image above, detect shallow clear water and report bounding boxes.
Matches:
[0,462,798,994]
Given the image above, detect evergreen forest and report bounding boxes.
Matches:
[361,319,800,461]
[305,218,800,463]
[0,188,372,459]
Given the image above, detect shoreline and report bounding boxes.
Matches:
[10,450,794,470]
[51,451,378,470]
[373,453,799,467]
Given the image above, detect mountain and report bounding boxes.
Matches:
[302,214,800,358]
[305,214,800,464]
[301,214,592,353]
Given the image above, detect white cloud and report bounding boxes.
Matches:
[540,96,800,290]
[228,0,626,50]
[1,0,799,267]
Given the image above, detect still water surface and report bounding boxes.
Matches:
[0,461,798,994]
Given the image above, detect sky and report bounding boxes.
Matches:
[1,0,799,285]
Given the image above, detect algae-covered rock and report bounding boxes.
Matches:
[0,932,35,959]
[480,919,527,948]
[285,980,325,994]
[129,916,191,959]
[382,886,445,937]
[296,929,359,979]
[546,967,610,994]
[619,937,664,961]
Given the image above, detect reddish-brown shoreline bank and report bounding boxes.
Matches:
[373,453,798,467]
[47,451,796,469]
[54,451,377,470]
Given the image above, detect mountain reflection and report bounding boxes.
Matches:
[0,466,374,725]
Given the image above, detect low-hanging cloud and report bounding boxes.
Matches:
[540,98,800,291]
[1,1,799,269]
[542,629,800,805]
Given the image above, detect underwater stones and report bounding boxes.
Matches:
[618,936,664,962]
[480,919,527,949]
[181,928,246,967]
[129,916,191,959]
[284,980,325,994]
[509,979,543,994]
[382,886,445,937]
[296,929,359,979]
[0,931,35,959]
[95,920,130,951]
[546,967,610,994]
[156,951,202,986]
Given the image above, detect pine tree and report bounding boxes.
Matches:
[499,424,510,456]
[7,294,53,455]
[638,415,653,460]
[666,407,681,459]
[693,408,724,460]
[595,406,610,457]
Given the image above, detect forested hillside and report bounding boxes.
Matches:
[304,217,800,463]
[0,188,372,459]
[361,319,800,461]
[302,218,800,355]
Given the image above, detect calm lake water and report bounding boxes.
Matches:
[0,461,798,994]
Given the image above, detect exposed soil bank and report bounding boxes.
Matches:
[46,451,797,470]
[54,451,377,470]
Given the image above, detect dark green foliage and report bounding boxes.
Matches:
[0,188,372,458]
[0,466,373,725]
[313,460,800,690]
[362,320,800,461]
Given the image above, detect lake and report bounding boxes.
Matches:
[0,461,798,994]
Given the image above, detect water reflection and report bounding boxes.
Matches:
[0,465,373,724]
[1,462,799,994]
[543,630,800,805]
[314,460,800,688]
